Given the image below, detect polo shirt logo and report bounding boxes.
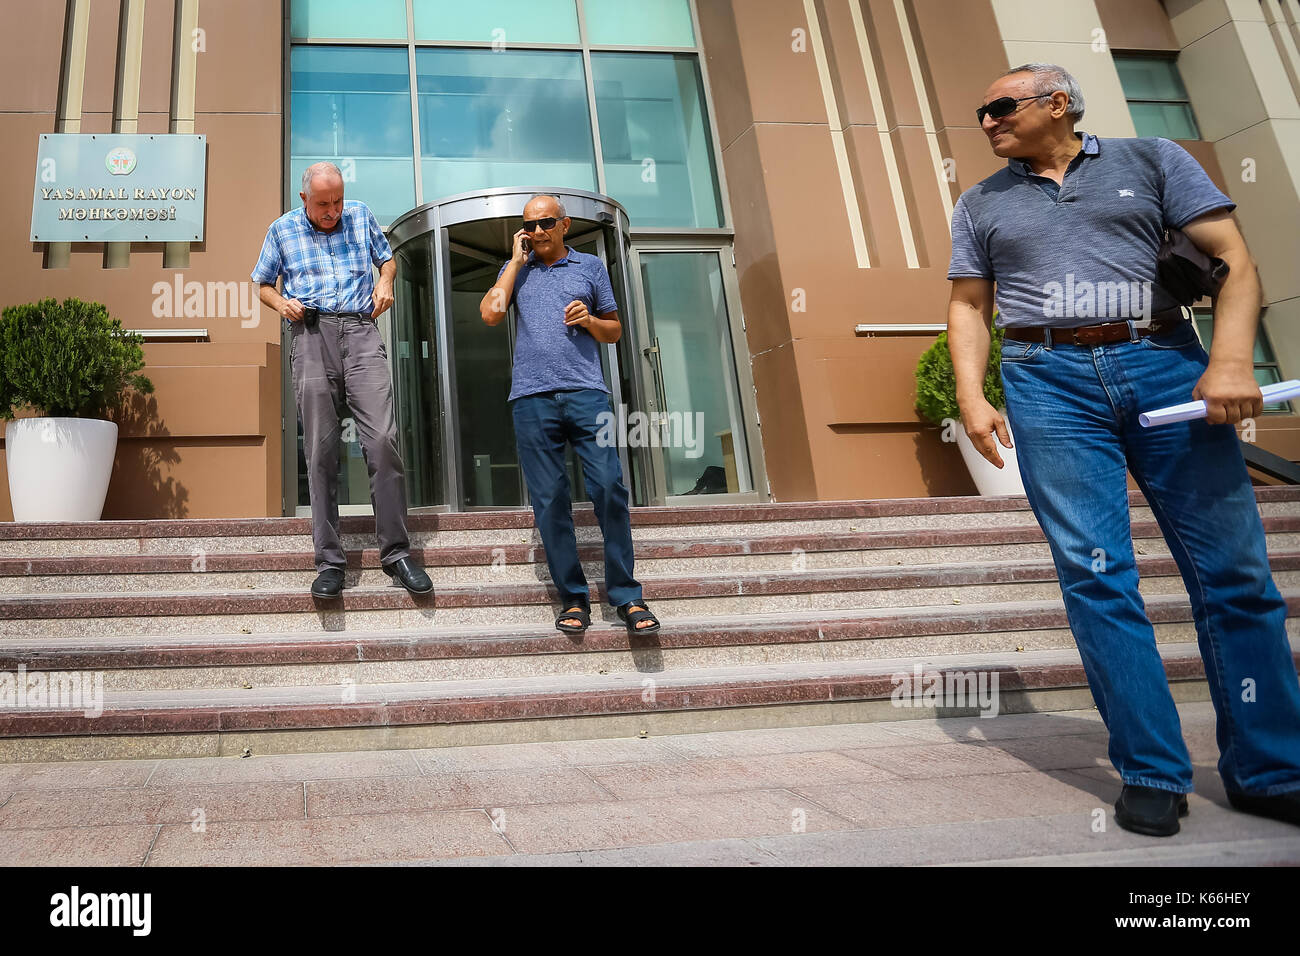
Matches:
[1117,189,1135,197]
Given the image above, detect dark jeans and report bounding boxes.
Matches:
[511,388,642,609]
[1001,321,1300,796]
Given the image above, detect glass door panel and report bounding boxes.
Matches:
[448,245,525,508]
[635,250,752,498]
[392,238,443,507]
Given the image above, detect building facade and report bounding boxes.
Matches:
[2,0,1298,520]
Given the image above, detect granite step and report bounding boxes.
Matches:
[3,593,1297,692]
[3,552,1298,638]
[2,640,1295,762]
[3,517,1297,594]
[0,487,1294,558]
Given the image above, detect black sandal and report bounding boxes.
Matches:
[617,602,660,634]
[555,600,591,634]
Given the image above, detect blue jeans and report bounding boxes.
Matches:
[1000,321,1300,796]
[511,388,642,609]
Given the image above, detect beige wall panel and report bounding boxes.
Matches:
[193,0,282,114]
[0,439,270,522]
[722,0,829,126]
[1179,22,1274,141]
[191,112,285,345]
[1094,0,1180,51]
[894,125,951,269]
[1236,18,1300,120]
[750,344,817,500]
[81,0,123,115]
[118,363,271,438]
[1000,40,1137,138]
[816,0,873,127]
[0,2,66,112]
[818,335,942,424]
[1214,120,1300,305]
[1163,0,1236,46]
[695,0,754,148]
[862,0,923,129]
[815,427,979,499]
[721,127,790,358]
[842,124,911,269]
[991,0,1106,43]
[139,0,177,115]
[911,0,1009,134]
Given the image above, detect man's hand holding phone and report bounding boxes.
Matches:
[511,229,532,265]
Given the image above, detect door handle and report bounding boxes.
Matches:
[641,337,669,428]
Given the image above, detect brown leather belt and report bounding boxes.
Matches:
[1004,310,1187,346]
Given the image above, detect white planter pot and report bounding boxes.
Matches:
[5,417,119,521]
[953,414,1026,497]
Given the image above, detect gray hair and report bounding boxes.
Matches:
[301,162,344,196]
[526,193,567,218]
[1001,63,1085,122]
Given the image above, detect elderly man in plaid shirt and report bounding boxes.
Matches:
[252,161,432,599]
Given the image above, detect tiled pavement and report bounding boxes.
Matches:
[1,700,1298,866]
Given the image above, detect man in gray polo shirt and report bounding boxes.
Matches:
[479,194,659,636]
[948,64,1300,836]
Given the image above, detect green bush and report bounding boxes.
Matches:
[914,323,1006,425]
[0,297,153,421]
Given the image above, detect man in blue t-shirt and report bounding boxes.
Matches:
[480,194,659,636]
[947,64,1300,836]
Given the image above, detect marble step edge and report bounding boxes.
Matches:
[2,486,1296,541]
[4,516,1297,577]
[0,591,1280,671]
[2,641,1290,738]
[4,552,1299,620]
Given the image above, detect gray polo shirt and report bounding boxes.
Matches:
[498,247,617,401]
[948,133,1235,327]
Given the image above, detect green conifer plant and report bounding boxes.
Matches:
[914,324,1006,426]
[0,297,154,421]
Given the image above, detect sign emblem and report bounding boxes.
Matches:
[105,147,137,176]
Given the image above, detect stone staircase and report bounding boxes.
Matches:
[1,488,1298,761]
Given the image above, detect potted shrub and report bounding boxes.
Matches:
[914,323,1024,496]
[1,297,154,520]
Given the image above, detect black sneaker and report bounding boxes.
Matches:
[1225,788,1300,827]
[1114,784,1190,837]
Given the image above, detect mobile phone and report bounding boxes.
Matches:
[521,236,532,253]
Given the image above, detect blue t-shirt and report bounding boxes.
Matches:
[498,247,617,401]
[947,133,1236,327]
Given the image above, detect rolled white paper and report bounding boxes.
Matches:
[1139,380,1300,427]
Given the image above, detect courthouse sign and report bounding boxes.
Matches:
[30,133,206,243]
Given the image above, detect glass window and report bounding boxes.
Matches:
[414,49,597,199]
[592,53,722,227]
[413,0,579,44]
[290,46,416,226]
[583,0,695,47]
[290,0,408,40]
[1115,55,1201,140]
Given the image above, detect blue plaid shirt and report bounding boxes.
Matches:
[251,200,392,318]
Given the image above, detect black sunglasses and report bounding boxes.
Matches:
[976,93,1051,124]
[522,216,561,232]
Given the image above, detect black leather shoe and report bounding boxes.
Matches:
[1114,784,1190,837]
[310,567,345,598]
[1225,789,1300,827]
[384,556,433,595]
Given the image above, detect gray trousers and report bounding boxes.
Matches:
[289,315,411,572]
